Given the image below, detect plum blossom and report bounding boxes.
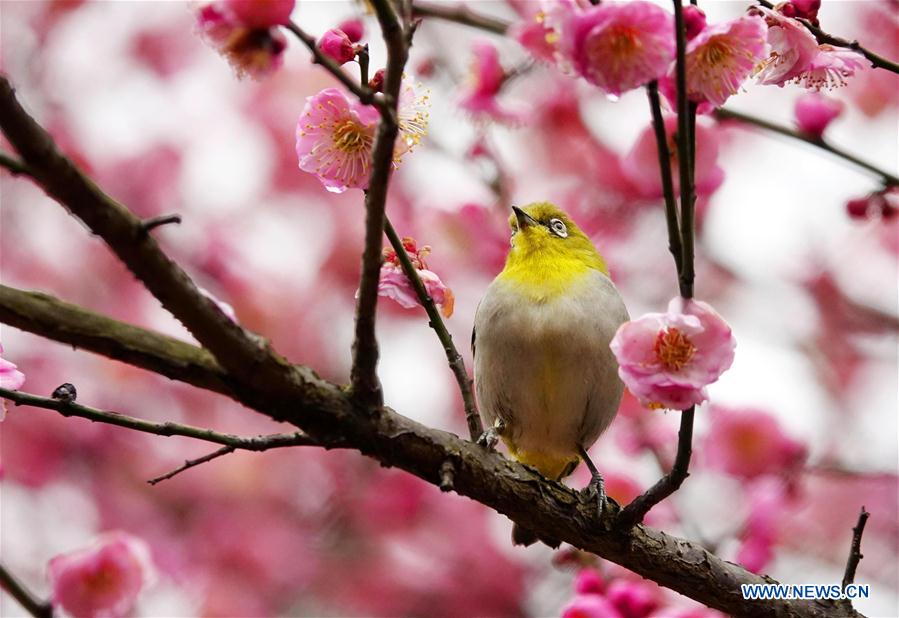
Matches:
[704,406,807,479]
[195,0,293,79]
[49,532,155,618]
[794,92,843,136]
[610,297,736,410]
[753,8,819,87]
[318,28,356,65]
[794,45,868,91]
[458,42,524,123]
[560,1,675,97]
[0,343,26,421]
[562,593,624,618]
[338,18,364,43]
[605,579,661,618]
[296,85,428,192]
[668,15,768,107]
[736,479,787,573]
[377,237,454,318]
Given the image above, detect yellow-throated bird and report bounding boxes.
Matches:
[473,202,629,546]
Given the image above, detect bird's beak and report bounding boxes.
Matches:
[512,206,539,230]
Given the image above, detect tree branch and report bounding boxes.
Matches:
[645,81,683,276]
[0,563,53,618]
[411,2,510,35]
[0,285,233,397]
[0,76,298,402]
[618,1,697,530]
[383,217,482,440]
[349,0,410,407]
[714,107,899,187]
[757,0,899,75]
[0,150,32,177]
[0,288,863,617]
[0,387,322,451]
[841,506,870,592]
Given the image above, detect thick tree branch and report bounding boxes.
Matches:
[349,0,410,407]
[0,563,53,618]
[756,0,899,75]
[0,76,298,403]
[714,107,899,187]
[0,286,863,617]
[383,217,482,440]
[841,507,870,592]
[0,285,233,396]
[411,2,510,35]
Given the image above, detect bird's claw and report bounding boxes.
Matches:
[582,472,606,519]
[477,419,506,450]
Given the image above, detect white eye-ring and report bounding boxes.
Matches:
[549,218,568,238]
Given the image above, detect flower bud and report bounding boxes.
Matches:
[846,197,871,219]
[791,0,821,20]
[683,5,707,40]
[318,28,356,65]
[794,92,843,137]
[368,68,385,92]
[338,17,364,43]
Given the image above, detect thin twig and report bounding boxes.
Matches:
[617,0,697,530]
[349,0,410,408]
[411,2,510,35]
[0,387,322,451]
[0,151,32,177]
[0,563,53,618]
[714,107,899,187]
[139,213,181,234]
[757,0,899,75]
[383,217,482,440]
[645,81,682,276]
[284,21,382,109]
[841,506,870,592]
[147,445,235,485]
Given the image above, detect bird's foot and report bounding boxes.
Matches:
[477,419,506,450]
[581,471,607,520]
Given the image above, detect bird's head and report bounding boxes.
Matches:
[505,202,608,275]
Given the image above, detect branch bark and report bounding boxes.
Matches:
[0,564,53,618]
[0,286,863,617]
[411,2,510,35]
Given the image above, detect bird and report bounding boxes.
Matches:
[472,202,629,546]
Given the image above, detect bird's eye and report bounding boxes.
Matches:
[549,218,568,238]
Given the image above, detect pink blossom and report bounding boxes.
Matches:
[0,343,25,391]
[295,88,379,192]
[458,42,524,123]
[196,1,290,79]
[753,8,819,86]
[338,18,365,43]
[0,343,26,421]
[377,237,454,318]
[560,1,675,97]
[794,45,868,91]
[574,568,606,595]
[704,406,806,479]
[673,15,768,107]
[49,532,155,618]
[318,28,356,65]
[683,6,707,41]
[606,579,661,618]
[622,116,725,199]
[794,92,843,136]
[737,479,787,573]
[220,0,294,28]
[790,0,821,22]
[610,297,736,410]
[510,15,558,64]
[562,594,624,618]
